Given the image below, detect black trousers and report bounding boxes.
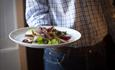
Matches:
[60,34,114,70]
[77,34,115,70]
[26,34,115,70]
[105,34,115,70]
[60,38,106,70]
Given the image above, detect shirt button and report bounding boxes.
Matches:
[88,49,92,53]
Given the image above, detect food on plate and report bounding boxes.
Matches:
[22,26,71,45]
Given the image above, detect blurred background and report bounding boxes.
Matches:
[0,0,20,70]
[0,0,115,70]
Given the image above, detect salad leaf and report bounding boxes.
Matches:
[37,36,43,44]
[48,40,52,44]
[51,39,59,44]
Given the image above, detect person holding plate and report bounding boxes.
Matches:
[25,0,115,70]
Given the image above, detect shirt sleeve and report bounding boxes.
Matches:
[25,0,51,27]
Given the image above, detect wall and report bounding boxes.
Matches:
[0,0,17,49]
[0,0,20,70]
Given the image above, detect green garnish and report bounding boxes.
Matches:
[37,36,43,44]
[51,38,59,44]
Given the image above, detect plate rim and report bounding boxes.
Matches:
[9,26,81,48]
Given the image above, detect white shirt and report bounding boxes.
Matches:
[25,0,112,47]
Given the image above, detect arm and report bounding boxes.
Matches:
[25,0,51,27]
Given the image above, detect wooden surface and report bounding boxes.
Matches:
[19,46,28,70]
[16,0,25,28]
[16,0,28,70]
[16,0,44,70]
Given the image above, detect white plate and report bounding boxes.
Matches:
[9,26,81,48]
